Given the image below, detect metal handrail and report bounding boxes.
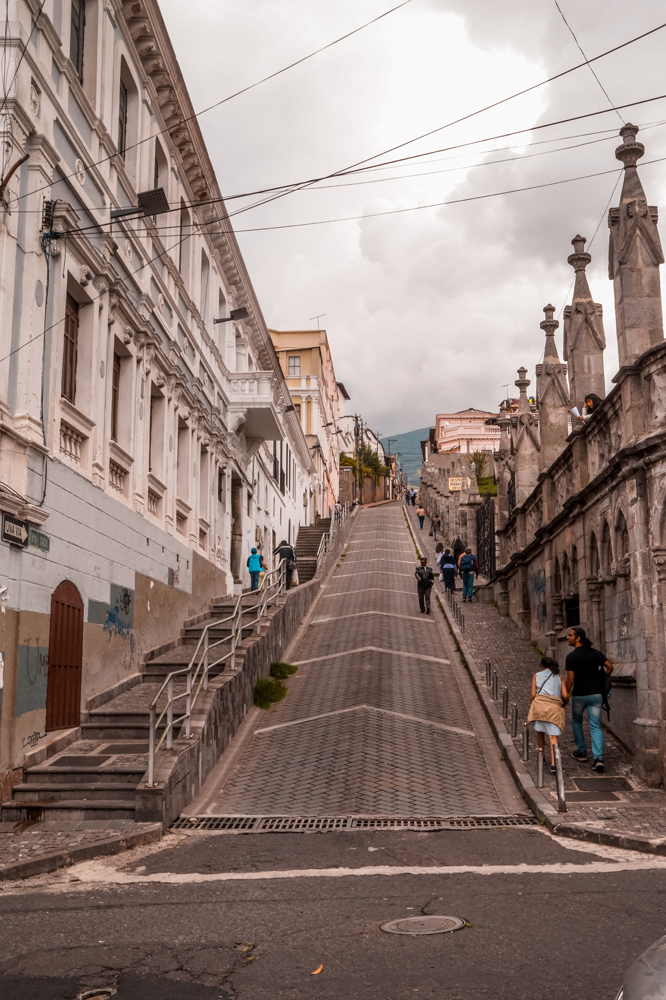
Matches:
[147,561,286,785]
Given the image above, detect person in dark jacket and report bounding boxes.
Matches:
[438,547,457,592]
[415,557,434,614]
[273,539,296,590]
[247,547,262,591]
[566,626,613,772]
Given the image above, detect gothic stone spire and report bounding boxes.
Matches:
[608,123,664,367]
[536,305,569,472]
[563,234,606,408]
[512,367,540,505]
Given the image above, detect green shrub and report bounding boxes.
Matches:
[254,677,286,709]
[270,661,298,679]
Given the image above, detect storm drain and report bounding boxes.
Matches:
[171,815,538,834]
[381,915,466,935]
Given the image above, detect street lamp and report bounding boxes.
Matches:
[213,307,249,325]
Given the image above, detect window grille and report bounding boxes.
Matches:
[118,81,128,158]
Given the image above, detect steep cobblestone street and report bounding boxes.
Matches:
[191,503,525,820]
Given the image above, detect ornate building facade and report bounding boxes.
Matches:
[0,0,313,787]
[493,124,666,786]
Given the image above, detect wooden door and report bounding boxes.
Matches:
[45,581,84,731]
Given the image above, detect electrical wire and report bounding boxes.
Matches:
[553,0,624,123]
[12,0,414,207]
[219,20,666,224]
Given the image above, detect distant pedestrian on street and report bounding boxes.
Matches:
[405,490,410,505]
[432,514,441,541]
[527,656,569,774]
[452,537,464,565]
[566,626,614,773]
[417,506,426,529]
[273,538,296,590]
[247,547,262,591]
[439,547,457,592]
[458,547,479,602]
[415,556,434,614]
[411,489,416,506]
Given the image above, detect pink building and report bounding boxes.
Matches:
[435,408,500,454]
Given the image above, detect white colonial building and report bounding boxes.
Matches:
[0,0,313,788]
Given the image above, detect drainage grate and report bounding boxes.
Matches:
[171,814,538,834]
[381,915,466,935]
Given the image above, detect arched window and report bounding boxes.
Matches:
[562,553,571,593]
[554,557,562,594]
[589,532,600,578]
[601,521,612,573]
[616,511,630,560]
[178,200,191,282]
[571,545,578,585]
[118,58,139,181]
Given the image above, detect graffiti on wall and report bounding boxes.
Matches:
[88,584,135,650]
[15,644,49,717]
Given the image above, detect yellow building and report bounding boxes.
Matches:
[269,330,348,520]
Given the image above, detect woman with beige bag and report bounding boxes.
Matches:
[527,656,569,774]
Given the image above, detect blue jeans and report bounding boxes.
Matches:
[462,571,474,599]
[418,516,425,529]
[250,571,260,591]
[572,694,604,760]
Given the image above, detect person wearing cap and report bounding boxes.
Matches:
[415,556,434,614]
[247,547,262,591]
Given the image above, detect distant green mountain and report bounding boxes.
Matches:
[381,427,431,487]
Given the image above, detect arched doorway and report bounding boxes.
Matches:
[45,581,84,731]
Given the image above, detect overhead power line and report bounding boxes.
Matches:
[553,0,624,123]
[222,19,666,223]
[14,0,414,206]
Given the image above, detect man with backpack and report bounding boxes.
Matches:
[565,626,614,773]
[458,547,479,602]
[273,539,297,590]
[415,556,434,614]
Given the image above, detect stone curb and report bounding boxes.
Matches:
[0,823,162,882]
[437,594,666,854]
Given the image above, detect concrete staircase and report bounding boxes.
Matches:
[1,592,260,824]
[294,518,331,584]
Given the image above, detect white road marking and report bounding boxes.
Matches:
[321,588,415,598]
[311,611,433,624]
[333,570,412,579]
[292,646,450,665]
[69,858,666,886]
[255,704,474,737]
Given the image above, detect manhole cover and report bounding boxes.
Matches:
[381,915,465,935]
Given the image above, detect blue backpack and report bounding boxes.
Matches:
[460,553,474,571]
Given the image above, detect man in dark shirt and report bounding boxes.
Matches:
[415,557,434,614]
[565,626,613,772]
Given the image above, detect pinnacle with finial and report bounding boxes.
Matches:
[568,234,591,273]
[540,304,560,360]
[615,122,644,169]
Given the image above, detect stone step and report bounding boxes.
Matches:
[80,722,152,740]
[86,710,154,726]
[1,800,136,823]
[11,783,137,803]
[25,766,144,785]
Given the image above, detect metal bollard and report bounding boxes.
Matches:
[553,744,567,813]
[522,724,530,761]
[491,671,498,701]
[537,749,544,788]
[501,686,509,718]
[511,703,518,738]
[485,659,492,686]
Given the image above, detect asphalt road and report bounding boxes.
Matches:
[1,827,663,999]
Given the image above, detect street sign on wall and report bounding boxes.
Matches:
[2,513,29,547]
[29,527,50,552]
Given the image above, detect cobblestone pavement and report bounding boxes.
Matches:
[408,503,666,843]
[203,504,526,818]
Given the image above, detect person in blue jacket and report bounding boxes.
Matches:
[247,547,262,591]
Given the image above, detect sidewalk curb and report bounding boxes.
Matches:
[437,595,666,854]
[0,823,162,882]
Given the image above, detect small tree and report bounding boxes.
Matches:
[471,450,489,480]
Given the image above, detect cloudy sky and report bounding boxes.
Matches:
[160,0,666,436]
